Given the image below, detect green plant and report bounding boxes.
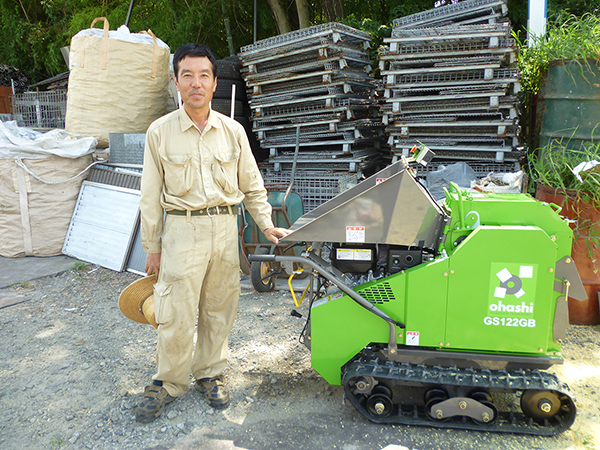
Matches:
[69,261,86,271]
[528,140,600,273]
[528,140,600,207]
[516,13,600,96]
[49,436,67,449]
[573,427,596,450]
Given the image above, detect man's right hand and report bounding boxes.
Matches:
[145,253,161,277]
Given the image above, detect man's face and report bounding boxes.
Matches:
[174,56,217,112]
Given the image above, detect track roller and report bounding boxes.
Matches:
[424,388,450,421]
[520,390,565,422]
[366,385,394,418]
[352,376,377,395]
[469,391,497,424]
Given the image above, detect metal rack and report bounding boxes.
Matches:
[410,159,519,178]
[379,0,521,164]
[393,0,508,29]
[262,170,358,212]
[240,22,371,56]
[239,22,385,181]
[11,91,67,129]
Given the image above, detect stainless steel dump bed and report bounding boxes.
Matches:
[285,159,447,249]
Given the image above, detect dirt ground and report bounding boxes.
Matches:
[0,265,599,450]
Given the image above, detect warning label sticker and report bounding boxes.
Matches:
[336,248,372,261]
[346,226,365,243]
[376,178,386,185]
[406,331,420,346]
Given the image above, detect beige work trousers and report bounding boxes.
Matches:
[152,212,240,397]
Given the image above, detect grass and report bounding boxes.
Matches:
[49,436,67,449]
[528,140,600,272]
[528,140,600,208]
[69,261,86,271]
[516,13,600,96]
[573,428,596,450]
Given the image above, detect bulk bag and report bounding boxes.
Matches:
[0,121,96,257]
[65,18,170,148]
[0,156,95,257]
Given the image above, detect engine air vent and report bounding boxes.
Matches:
[359,282,395,304]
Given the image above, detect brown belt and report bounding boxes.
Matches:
[166,205,239,217]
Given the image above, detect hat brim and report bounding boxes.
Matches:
[119,275,158,328]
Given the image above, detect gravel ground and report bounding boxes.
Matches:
[0,265,599,450]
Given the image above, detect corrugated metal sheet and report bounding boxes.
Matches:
[88,165,141,190]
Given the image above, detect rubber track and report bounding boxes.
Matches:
[343,356,576,436]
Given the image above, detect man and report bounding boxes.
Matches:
[137,43,289,422]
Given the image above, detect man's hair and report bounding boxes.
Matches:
[173,44,218,79]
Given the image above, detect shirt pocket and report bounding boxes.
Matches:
[160,155,194,196]
[213,147,239,195]
[153,281,173,325]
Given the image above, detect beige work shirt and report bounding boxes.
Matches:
[140,107,274,254]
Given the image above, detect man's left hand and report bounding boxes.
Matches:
[263,227,291,244]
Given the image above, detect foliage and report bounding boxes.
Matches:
[528,140,600,269]
[547,0,600,21]
[0,0,589,85]
[338,14,390,76]
[69,260,86,271]
[516,12,600,96]
[528,140,600,208]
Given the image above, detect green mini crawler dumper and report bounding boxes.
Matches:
[249,146,587,436]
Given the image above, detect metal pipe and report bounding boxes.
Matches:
[253,0,257,43]
[249,253,405,329]
[283,125,300,208]
[125,0,135,27]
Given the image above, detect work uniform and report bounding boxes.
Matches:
[140,106,274,397]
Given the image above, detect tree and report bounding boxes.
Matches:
[0,0,594,85]
[296,0,311,28]
[321,0,344,21]
[266,0,293,34]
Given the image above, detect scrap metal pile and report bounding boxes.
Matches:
[239,23,384,210]
[379,0,522,166]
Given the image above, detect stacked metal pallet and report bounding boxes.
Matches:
[379,0,521,165]
[239,23,384,179]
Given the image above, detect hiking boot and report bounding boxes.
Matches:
[195,375,230,409]
[135,382,175,422]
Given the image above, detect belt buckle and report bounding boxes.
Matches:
[207,206,218,217]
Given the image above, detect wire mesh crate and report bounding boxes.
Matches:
[262,170,358,212]
[392,0,507,29]
[11,91,67,129]
[411,160,520,179]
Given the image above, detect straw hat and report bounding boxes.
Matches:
[119,275,158,328]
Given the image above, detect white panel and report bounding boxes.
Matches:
[527,0,547,47]
[63,181,140,271]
